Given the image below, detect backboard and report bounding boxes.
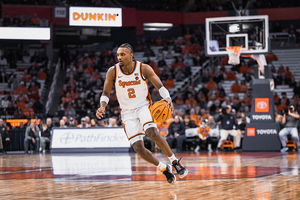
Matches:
[205,15,270,56]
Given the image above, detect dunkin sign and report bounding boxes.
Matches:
[69,7,122,27]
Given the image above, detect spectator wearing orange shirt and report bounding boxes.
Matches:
[266,51,278,61]
[239,62,248,74]
[185,94,198,106]
[183,29,192,43]
[175,93,184,105]
[86,64,94,75]
[157,121,169,137]
[285,67,293,80]
[274,92,280,106]
[22,69,31,83]
[189,108,198,124]
[231,80,240,93]
[226,70,236,80]
[155,36,163,46]
[16,97,26,111]
[241,93,252,106]
[16,92,28,103]
[31,13,40,26]
[62,93,72,106]
[90,69,100,81]
[165,75,174,90]
[17,81,28,94]
[174,57,185,69]
[38,68,47,80]
[200,108,208,119]
[280,92,290,106]
[239,80,248,93]
[206,78,217,91]
[195,118,212,152]
[277,99,287,112]
[23,104,34,118]
[220,56,229,66]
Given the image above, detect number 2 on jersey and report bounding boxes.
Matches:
[127,88,136,98]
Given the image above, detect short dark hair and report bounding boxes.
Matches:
[119,43,134,53]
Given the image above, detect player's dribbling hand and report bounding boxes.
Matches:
[96,107,105,119]
[162,97,174,112]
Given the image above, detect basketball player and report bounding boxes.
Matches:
[96,43,188,184]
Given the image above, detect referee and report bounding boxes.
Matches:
[216,105,241,151]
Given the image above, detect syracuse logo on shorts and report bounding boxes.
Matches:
[247,128,255,137]
[255,98,269,113]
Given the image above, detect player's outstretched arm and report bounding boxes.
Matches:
[142,64,174,111]
[96,66,115,119]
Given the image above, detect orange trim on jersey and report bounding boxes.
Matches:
[143,121,154,127]
[122,123,129,138]
[145,80,153,105]
[128,132,145,140]
[114,64,117,84]
[119,61,137,76]
[139,62,146,81]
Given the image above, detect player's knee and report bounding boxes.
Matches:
[132,141,145,153]
[146,127,160,140]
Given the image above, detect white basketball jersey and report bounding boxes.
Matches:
[115,61,151,110]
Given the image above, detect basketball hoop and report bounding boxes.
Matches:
[226,46,243,65]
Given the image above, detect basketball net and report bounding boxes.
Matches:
[226,46,243,65]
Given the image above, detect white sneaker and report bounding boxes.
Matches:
[208,145,213,152]
[194,146,200,153]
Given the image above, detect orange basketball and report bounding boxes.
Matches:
[150,100,172,122]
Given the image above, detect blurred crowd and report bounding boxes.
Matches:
[1,13,49,27]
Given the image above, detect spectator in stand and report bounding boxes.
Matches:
[1,95,10,109]
[17,81,28,94]
[91,119,98,127]
[157,121,169,137]
[68,117,77,127]
[279,92,290,106]
[0,56,8,67]
[3,14,11,26]
[0,119,10,154]
[16,97,26,111]
[285,67,293,81]
[12,14,21,26]
[277,99,287,114]
[206,78,217,91]
[183,28,193,43]
[25,14,32,26]
[240,80,248,93]
[155,36,163,46]
[226,70,236,80]
[231,80,240,93]
[38,68,47,80]
[24,122,40,153]
[0,71,8,83]
[79,117,89,128]
[65,104,76,117]
[32,13,40,26]
[19,15,26,27]
[40,123,51,152]
[23,103,34,118]
[39,17,48,27]
[239,61,248,74]
[183,115,197,129]
[59,119,67,128]
[185,94,197,107]
[165,75,174,90]
[288,24,298,43]
[266,51,278,62]
[167,115,186,152]
[195,118,212,152]
[22,69,31,83]
[106,117,118,127]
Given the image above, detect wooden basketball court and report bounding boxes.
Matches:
[0,152,299,199]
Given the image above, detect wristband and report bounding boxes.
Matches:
[100,95,109,104]
[159,87,171,99]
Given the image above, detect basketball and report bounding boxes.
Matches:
[150,100,172,122]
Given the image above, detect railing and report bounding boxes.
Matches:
[46,59,60,114]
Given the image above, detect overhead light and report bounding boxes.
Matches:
[143,23,173,32]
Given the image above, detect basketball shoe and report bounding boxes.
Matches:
[172,158,188,178]
[161,164,176,185]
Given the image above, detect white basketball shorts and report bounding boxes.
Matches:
[121,104,157,144]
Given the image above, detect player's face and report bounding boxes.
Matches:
[116,47,133,67]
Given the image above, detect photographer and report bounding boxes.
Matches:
[279,104,300,152]
[216,105,242,151]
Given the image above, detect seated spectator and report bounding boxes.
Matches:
[28,82,39,94]
[166,115,186,152]
[28,89,40,102]
[91,118,98,127]
[226,70,236,80]
[277,99,287,113]
[155,36,163,46]
[32,13,40,26]
[231,80,240,93]
[68,117,77,127]
[274,92,280,106]
[266,51,278,61]
[17,81,28,94]
[59,119,67,128]
[195,118,212,152]
[285,67,293,80]
[183,115,197,129]
[185,94,197,106]
[22,69,31,83]
[0,71,8,83]
[19,15,26,27]
[0,56,8,67]
[157,121,169,137]
[279,92,290,106]
[23,103,34,118]
[14,122,26,131]
[239,62,248,74]
[106,117,118,127]
[239,80,248,93]
[40,123,51,152]
[65,104,76,117]
[16,97,26,111]
[183,28,192,43]
[0,119,10,154]
[1,95,10,109]
[79,117,89,128]
[3,14,11,26]
[38,68,47,80]
[206,78,217,91]
[13,14,21,26]
[39,17,48,27]
[24,122,40,153]
[25,14,32,26]
[165,75,174,90]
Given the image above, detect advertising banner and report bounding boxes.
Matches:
[69,7,122,27]
[51,128,130,149]
[0,27,50,40]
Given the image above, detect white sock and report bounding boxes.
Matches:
[157,161,167,171]
[168,154,178,163]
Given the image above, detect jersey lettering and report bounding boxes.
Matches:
[119,80,141,88]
